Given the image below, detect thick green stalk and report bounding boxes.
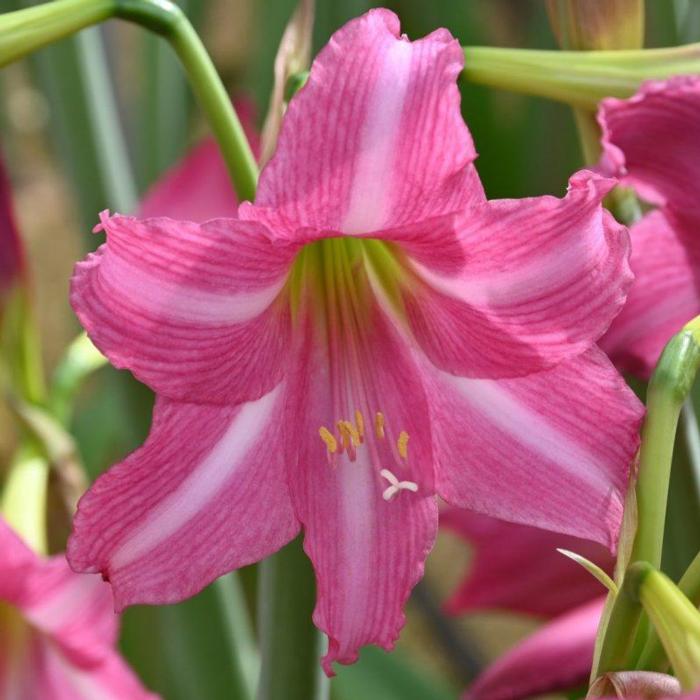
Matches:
[596,562,647,674]
[461,44,700,108]
[213,573,259,700]
[0,0,258,201]
[257,537,329,700]
[632,325,700,568]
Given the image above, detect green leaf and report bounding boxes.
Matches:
[333,646,456,700]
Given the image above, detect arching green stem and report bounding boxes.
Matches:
[0,0,258,201]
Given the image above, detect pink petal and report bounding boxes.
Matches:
[441,509,614,617]
[242,8,483,236]
[465,597,604,700]
[68,386,299,609]
[20,635,158,700]
[403,171,633,377]
[138,140,239,221]
[0,518,34,602]
[71,212,294,405]
[601,210,700,378]
[138,98,259,221]
[432,348,643,550]
[19,556,117,666]
[286,300,437,675]
[599,76,700,217]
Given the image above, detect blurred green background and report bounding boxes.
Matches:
[0,1,695,698]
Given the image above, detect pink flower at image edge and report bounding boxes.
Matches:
[0,518,157,699]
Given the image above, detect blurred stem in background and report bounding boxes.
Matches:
[546,0,644,162]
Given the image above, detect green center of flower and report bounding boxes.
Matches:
[288,236,417,501]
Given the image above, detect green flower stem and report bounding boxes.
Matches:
[0,445,49,554]
[461,43,700,108]
[257,536,329,700]
[632,323,700,569]
[595,562,647,674]
[0,0,258,202]
[595,319,700,678]
[212,573,259,700]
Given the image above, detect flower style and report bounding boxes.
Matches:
[441,508,614,618]
[0,518,157,699]
[68,9,642,673]
[599,77,700,377]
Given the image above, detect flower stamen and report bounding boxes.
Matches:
[380,468,418,501]
[319,426,338,455]
[375,412,385,439]
[354,409,365,442]
[397,431,409,460]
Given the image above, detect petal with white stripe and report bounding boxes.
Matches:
[403,171,633,377]
[242,9,482,237]
[68,384,299,609]
[431,348,643,550]
[286,303,437,675]
[71,213,294,405]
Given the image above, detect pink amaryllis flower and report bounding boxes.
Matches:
[441,508,614,618]
[68,9,642,673]
[599,77,700,377]
[466,596,604,700]
[0,518,157,699]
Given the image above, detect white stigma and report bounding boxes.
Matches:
[380,468,418,501]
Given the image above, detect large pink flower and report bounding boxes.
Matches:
[599,77,700,377]
[0,518,156,699]
[68,10,642,673]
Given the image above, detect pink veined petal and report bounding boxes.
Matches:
[22,635,158,700]
[241,8,483,237]
[601,210,700,378]
[68,385,300,610]
[71,212,295,405]
[465,597,604,700]
[599,76,700,217]
[0,518,35,602]
[138,99,259,222]
[286,298,437,676]
[19,556,117,667]
[138,140,239,221]
[441,509,614,618]
[402,170,634,378]
[431,347,643,551]
[0,154,24,296]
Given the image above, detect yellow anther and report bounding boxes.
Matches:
[336,421,352,450]
[354,410,365,440]
[319,426,337,454]
[375,412,385,439]
[397,431,409,460]
[339,420,360,447]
